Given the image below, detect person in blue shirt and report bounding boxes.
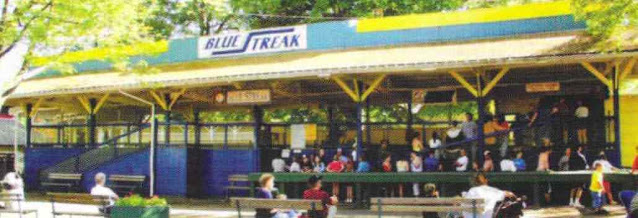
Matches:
[356,155,371,173]
[424,150,440,172]
[513,151,526,171]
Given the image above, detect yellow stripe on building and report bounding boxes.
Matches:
[357,1,572,33]
[31,40,169,66]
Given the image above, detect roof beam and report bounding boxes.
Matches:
[168,88,187,110]
[76,96,92,114]
[29,98,44,117]
[482,67,509,96]
[333,77,360,102]
[360,75,386,101]
[149,90,168,110]
[581,62,612,88]
[620,58,637,81]
[448,70,478,97]
[92,93,110,114]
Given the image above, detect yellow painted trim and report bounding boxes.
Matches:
[76,96,92,114]
[149,91,168,110]
[449,71,478,97]
[29,98,43,117]
[333,77,360,102]
[360,75,386,101]
[353,79,360,99]
[620,58,637,80]
[581,62,613,88]
[482,68,510,96]
[168,88,187,110]
[31,40,169,66]
[357,1,571,33]
[92,93,111,114]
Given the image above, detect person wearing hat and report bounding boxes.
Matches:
[303,175,338,218]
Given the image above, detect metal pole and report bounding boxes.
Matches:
[118,90,156,196]
[13,111,22,172]
[613,63,621,164]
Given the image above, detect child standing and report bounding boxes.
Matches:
[590,163,607,214]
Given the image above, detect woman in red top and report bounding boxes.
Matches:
[326,155,344,199]
[632,147,638,174]
[381,154,394,197]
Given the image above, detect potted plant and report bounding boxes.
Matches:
[111,195,169,218]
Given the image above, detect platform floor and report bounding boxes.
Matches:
[0,201,627,218]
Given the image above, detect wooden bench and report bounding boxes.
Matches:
[0,193,38,218]
[225,174,250,199]
[371,197,485,218]
[108,174,146,195]
[47,193,111,218]
[41,173,82,193]
[231,197,323,218]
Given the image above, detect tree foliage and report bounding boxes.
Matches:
[571,0,638,44]
[0,0,154,74]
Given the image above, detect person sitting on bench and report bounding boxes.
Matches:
[90,173,119,214]
[463,172,514,218]
[1,171,24,210]
[255,173,297,218]
[303,175,338,218]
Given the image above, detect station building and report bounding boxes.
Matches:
[3,1,638,197]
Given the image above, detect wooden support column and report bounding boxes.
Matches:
[475,72,486,164]
[25,104,32,148]
[365,99,371,145]
[253,106,264,149]
[327,105,336,146]
[355,81,364,161]
[88,98,97,147]
[164,94,171,146]
[407,97,414,142]
[613,63,621,161]
[194,110,201,148]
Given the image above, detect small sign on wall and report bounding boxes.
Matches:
[526,82,560,93]
[226,89,271,104]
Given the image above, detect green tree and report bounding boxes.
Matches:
[0,0,154,75]
[145,0,236,39]
[572,0,637,44]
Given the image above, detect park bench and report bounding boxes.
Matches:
[41,173,82,193]
[0,193,38,218]
[108,174,146,195]
[225,174,250,199]
[47,193,111,218]
[370,197,485,218]
[231,197,323,218]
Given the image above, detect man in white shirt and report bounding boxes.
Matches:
[90,172,119,213]
[1,171,24,210]
[272,157,286,172]
[464,173,514,218]
[455,149,469,172]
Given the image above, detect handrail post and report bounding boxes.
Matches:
[235,199,242,218]
[472,199,477,218]
[377,198,382,218]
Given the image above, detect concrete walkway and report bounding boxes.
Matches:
[0,201,627,218]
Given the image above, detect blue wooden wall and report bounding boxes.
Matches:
[24,147,87,189]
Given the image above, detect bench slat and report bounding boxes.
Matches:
[109,175,146,182]
[231,198,324,210]
[371,205,484,213]
[53,212,105,217]
[370,197,484,205]
[47,193,110,205]
[48,173,82,180]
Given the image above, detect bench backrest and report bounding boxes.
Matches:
[0,193,23,201]
[228,174,249,182]
[48,173,82,181]
[231,197,324,210]
[109,175,146,183]
[371,197,484,213]
[47,193,111,206]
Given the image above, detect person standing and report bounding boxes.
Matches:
[513,151,526,171]
[632,147,638,174]
[410,152,423,197]
[454,149,469,172]
[428,132,442,159]
[424,151,440,172]
[1,171,24,210]
[482,151,494,172]
[593,152,618,205]
[326,156,344,199]
[412,132,425,154]
[462,113,478,161]
[272,156,286,173]
[303,175,338,218]
[381,154,395,197]
[574,101,589,145]
[559,147,571,171]
[590,163,607,214]
[569,145,588,207]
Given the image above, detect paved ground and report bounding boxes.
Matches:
[0,201,627,218]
